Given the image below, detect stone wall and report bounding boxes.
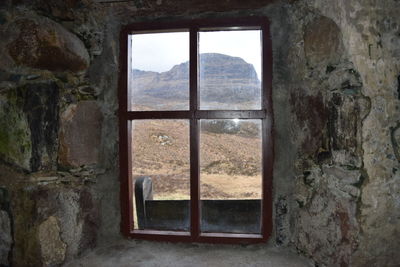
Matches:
[0,1,104,265]
[0,0,398,266]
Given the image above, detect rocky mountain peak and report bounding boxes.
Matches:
[130,53,260,109]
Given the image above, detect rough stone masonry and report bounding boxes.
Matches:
[0,0,399,266]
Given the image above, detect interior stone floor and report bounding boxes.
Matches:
[64,240,313,267]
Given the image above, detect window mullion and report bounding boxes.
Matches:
[126,111,191,120]
[189,27,200,239]
[190,27,198,111]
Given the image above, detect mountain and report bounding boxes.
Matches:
[130,53,261,110]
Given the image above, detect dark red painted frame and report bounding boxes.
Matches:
[119,17,274,244]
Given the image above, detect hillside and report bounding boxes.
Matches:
[130,53,261,109]
[132,120,262,201]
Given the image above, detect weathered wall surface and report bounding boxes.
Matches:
[289,1,400,266]
[0,0,398,266]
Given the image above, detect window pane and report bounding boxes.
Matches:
[200,119,262,234]
[199,30,261,110]
[129,32,189,111]
[132,120,190,231]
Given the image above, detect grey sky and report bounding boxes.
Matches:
[130,30,262,79]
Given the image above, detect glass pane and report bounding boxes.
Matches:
[200,119,262,234]
[199,30,261,110]
[132,120,190,231]
[129,32,189,111]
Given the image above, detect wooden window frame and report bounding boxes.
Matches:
[118,17,273,244]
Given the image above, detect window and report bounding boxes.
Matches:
[119,17,273,243]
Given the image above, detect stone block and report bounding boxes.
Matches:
[0,12,89,72]
[59,101,103,168]
[0,187,12,267]
[304,16,343,67]
[24,82,60,172]
[0,81,59,172]
[38,216,67,266]
[322,165,361,185]
[290,90,328,159]
[12,184,98,266]
[0,94,31,170]
[327,92,362,157]
[294,182,359,266]
[0,211,12,266]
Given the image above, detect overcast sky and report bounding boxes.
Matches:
[130,30,262,79]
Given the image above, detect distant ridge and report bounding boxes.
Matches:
[131,53,260,109]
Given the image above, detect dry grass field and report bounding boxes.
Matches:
[131,120,262,201]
